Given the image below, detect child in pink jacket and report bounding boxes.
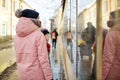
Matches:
[102,9,120,80]
[14,9,53,80]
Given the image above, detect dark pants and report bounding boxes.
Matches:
[52,39,57,48]
[90,55,96,80]
[67,39,72,45]
[87,43,93,60]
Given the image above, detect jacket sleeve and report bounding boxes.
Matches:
[37,33,53,80]
[102,32,117,80]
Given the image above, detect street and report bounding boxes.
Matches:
[0,36,92,80]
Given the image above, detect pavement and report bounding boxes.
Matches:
[0,40,14,50]
[0,40,16,76]
[9,70,18,80]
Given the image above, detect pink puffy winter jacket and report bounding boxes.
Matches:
[102,28,120,80]
[14,17,53,80]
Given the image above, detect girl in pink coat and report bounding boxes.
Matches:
[14,9,53,80]
[102,9,120,80]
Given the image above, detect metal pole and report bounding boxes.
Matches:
[76,0,78,78]
[10,0,12,40]
[50,19,54,38]
[69,0,71,31]
[96,0,103,80]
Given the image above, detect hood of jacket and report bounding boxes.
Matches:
[16,17,38,37]
[110,24,120,33]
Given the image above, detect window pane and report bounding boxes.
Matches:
[2,24,6,36]
[104,1,108,12]
[2,0,5,7]
[117,0,120,7]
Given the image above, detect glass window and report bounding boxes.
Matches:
[117,0,120,7]
[13,1,16,11]
[104,0,108,12]
[2,24,6,36]
[2,0,5,7]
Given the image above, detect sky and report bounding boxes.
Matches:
[25,0,95,27]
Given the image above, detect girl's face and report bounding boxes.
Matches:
[45,34,49,42]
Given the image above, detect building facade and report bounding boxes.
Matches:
[0,0,32,43]
[78,0,120,31]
